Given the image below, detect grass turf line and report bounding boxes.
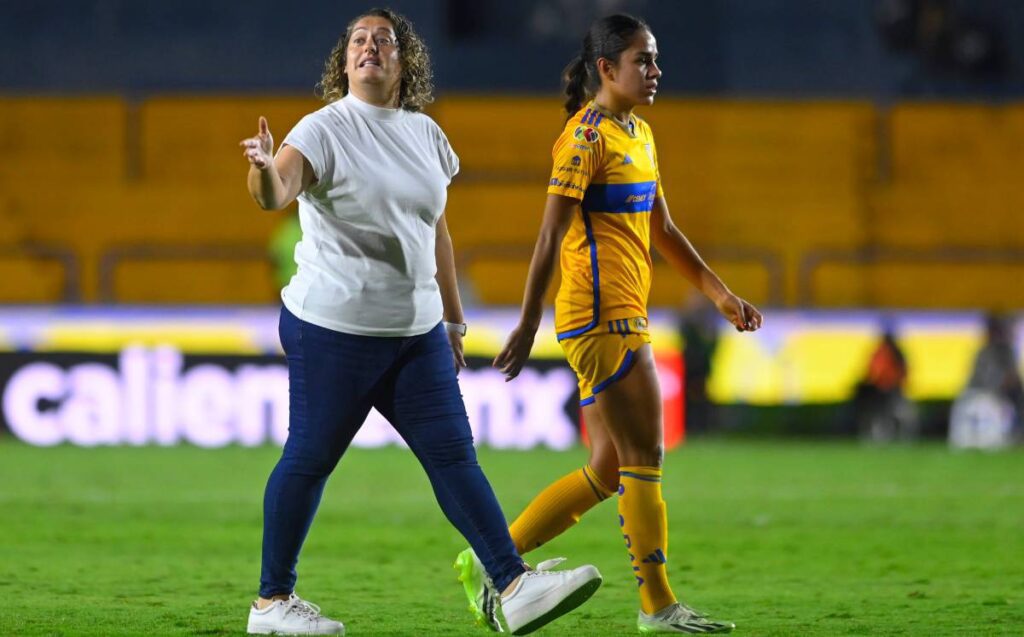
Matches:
[0,441,1021,636]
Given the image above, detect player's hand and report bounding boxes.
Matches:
[240,116,274,170]
[447,331,467,375]
[493,324,537,381]
[716,293,763,332]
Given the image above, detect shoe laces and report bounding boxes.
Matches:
[283,595,322,621]
[533,557,567,572]
[678,603,707,619]
[655,602,706,623]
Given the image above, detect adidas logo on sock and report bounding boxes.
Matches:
[641,549,667,564]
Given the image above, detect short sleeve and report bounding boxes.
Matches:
[282,114,332,184]
[546,123,604,201]
[435,125,460,181]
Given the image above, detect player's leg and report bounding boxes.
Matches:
[593,343,733,634]
[381,324,602,634]
[507,404,618,556]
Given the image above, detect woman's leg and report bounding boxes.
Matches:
[590,343,677,615]
[375,324,526,592]
[259,309,394,599]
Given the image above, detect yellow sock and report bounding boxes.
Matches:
[509,465,614,555]
[618,466,676,614]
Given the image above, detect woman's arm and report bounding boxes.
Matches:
[650,196,763,332]
[434,213,467,371]
[493,194,577,380]
[240,116,315,210]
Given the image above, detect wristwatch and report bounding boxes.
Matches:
[444,321,468,336]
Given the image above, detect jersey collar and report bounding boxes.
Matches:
[588,101,637,138]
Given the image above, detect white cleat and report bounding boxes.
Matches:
[246,593,345,635]
[500,562,602,635]
[637,602,734,634]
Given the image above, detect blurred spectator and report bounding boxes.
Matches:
[678,294,720,435]
[967,314,1024,408]
[949,313,1022,448]
[851,323,919,442]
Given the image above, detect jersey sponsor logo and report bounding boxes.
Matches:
[549,178,585,193]
[557,166,589,176]
[571,156,581,166]
[581,181,658,213]
[573,126,600,144]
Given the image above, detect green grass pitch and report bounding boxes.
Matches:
[1,440,1021,636]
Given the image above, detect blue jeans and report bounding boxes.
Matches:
[259,307,526,597]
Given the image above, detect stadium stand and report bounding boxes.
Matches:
[1,96,1022,308]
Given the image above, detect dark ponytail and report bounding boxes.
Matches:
[562,55,589,117]
[563,14,650,119]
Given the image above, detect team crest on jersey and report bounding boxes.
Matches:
[573,126,600,144]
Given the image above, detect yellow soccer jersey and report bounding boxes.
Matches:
[547,102,664,340]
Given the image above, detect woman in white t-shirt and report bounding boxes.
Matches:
[239,9,600,636]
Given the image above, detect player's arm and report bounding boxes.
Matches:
[493,194,577,380]
[434,212,467,371]
[241,116,316,210]
[650,196,763,332]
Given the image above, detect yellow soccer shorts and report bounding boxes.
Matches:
[559,316,651,406]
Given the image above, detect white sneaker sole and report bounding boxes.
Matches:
[246,620,345,635]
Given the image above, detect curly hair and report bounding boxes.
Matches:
[316,8,434,111]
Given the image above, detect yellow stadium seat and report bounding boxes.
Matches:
[0,252,70,303]
[0,183,288,302]
[444,182,548,246]
[650,259,773,309]
[110,256,276,304]
[0,96,126,185]
[812,260,1024,310]
[431,96,566,178]
[140,96,320,182]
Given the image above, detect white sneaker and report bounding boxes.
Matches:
[500,562,602,635]
[637,602,734,634]
[454,548,504,632]
[246,594,345,635]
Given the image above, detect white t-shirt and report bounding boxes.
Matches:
[280,93,459,337]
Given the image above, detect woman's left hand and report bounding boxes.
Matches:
[716,294,763,332]
[447,331,467,374]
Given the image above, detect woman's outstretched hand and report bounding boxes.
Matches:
[240,116,274,169]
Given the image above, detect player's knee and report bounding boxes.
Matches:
[619,443,663,468]
[588,457,620,491]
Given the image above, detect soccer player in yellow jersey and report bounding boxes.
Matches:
[459,13,763,635]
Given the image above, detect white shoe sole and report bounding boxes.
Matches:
[246,620,345,635]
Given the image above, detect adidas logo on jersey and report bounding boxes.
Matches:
[623,154,633,165]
